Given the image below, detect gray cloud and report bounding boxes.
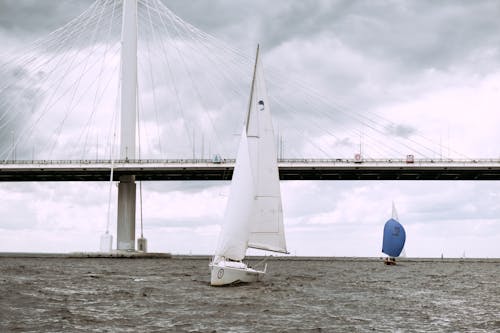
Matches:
[4,0,499,160]
[0,0,92,36]
[384,123,416,138]
[0,63,45,159]
[166,0,500,72]
[1,1,500,256]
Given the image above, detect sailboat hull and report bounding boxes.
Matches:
[209,261,265,286]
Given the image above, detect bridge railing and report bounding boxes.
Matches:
[0,158,236,165]
[1,158,500,166]
[279,158,500,165]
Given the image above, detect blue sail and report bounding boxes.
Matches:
[382,218,406,257]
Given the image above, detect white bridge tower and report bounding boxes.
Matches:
[117,0,140,251]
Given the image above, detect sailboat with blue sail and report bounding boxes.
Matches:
[382,202,406,265]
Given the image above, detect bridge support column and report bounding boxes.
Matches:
[116,0,139,251]
[117,175,136,251]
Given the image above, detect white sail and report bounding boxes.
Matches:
[210,45,287,285]
[214,128,255,261]
[392,201,399,220]
[246,46,287,254]
[394,202,407,257]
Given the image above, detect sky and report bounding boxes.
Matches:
[1,0,500,257]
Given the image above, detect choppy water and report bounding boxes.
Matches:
[0,257,499,332]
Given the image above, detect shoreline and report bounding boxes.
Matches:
[0,252,499,262]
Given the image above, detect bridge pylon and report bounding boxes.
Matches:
[116,0,141,251]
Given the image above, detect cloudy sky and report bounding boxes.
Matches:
[1,0,500,257]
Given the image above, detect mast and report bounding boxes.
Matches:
[116,0,138,251]
[245,44,260,133]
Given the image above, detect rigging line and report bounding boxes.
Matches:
[79,63,120,159]
[315,86,470,159]
[274,91,397,159]
[154,0,247,63]
[104,70,122,161]
[266,69,446,158]
[180,28,256,99]
[157,2,226,157]
[165,5,450,158]
[136,7,178,158]
[270,102,355,158]
[2,43,113,154]
[268,94,345,157]
[267,73,437,159]
[144,2,253,83]
[269,96,336,158]
[137,66,143,160]
[146,0,193,150]
[0,3,111,127]
[80,0,120,159]
[140,2,252,158]
[160,5,253,137]
[271,106,334,159]
[140,4,251,101]
[0,1,110,95]
[136,60,154,157]
[0,1,111,91]
[7,1,108,118]
[16,42,121,160]
[161,3,468,159]
[148,0,206,155]
[137,59,174,158]
[160,4,253,76]
[136,71,145,238]
[46,2,112,159]
[0,0,102,72]
[269,81,410,158]
[0,2,108,161]
[142,1,163,156]
[47,47,122,159]
[105,63,122,235]
[78,50,121,159]
[161,21,256,146]
[142,1,446,159]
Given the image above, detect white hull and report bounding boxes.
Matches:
[209,260,265,286]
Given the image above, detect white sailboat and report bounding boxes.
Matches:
[209,45,287,286]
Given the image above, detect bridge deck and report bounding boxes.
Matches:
[1,159,500,181]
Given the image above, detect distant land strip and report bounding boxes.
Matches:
[0,252,499,262]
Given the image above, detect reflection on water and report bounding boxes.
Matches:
[0,257,499,332]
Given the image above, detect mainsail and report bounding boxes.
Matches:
[214,45,287,260]
[246,46,287,254]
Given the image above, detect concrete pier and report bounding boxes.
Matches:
[116,0,139,251]
[117,175,136,250]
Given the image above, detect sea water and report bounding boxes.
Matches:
[0,257,499,332]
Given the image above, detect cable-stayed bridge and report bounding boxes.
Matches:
[1,0,498,252]
[2,158,500,182]
[0,0,474,164]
